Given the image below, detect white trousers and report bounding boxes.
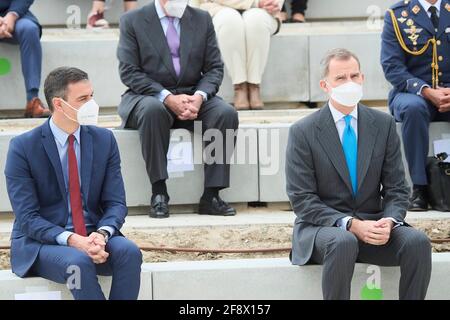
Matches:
[212,7,278,85]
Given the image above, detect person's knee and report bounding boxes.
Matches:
[216,103,239,128]
[140,99,169,123]
[402,230,431,258]
[65,252,95,276]
[112,239,143,265]
[328,232,359,258]
[394,95,429,120]
[14,19,40,39]
[214,8,243,33]
[243,8,272,31]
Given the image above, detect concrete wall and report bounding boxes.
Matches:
[1,254,449,300]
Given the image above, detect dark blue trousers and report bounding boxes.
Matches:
[0,15,42,101]
[391,92,450,185]
[31,236,142,300]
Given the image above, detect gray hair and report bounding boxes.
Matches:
[320,48,361,79]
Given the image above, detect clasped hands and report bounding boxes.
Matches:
[164,93,203,121]
[423,87,450,113]
[0,13,17,39]
[68,232,109,264]
[349,218,395,246]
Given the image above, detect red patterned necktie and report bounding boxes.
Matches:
[68,134,86,236]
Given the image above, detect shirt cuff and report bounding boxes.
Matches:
[336,216,353,231]
[194,90,208,102]
[7,11,19,18]
[385,217,403,229]
[418,84,431,97]
[98,226,115,237]
[56,231,74,246]
[157,89,172,103]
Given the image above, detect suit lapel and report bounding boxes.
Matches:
[80,126,93,204]
[41,120,67,205]
[178,8,193,83]
[143,2,178,81]
[411,0,437,35]
[316,104,353,194]
[356,105,378,191]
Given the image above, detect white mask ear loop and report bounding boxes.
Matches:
[59,99,79,123]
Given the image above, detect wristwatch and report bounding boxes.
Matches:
[96,229,110,243]
[346,218,354,231]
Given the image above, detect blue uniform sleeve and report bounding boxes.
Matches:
[7,0,34,18]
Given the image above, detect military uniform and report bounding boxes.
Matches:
[381,0,450,192]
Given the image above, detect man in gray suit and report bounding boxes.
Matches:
[117,0,239,218]
[286,48,432,300]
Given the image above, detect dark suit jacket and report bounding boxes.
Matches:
[286,104,410,265]
[0,0,40,34]
[4,120,127,277]
[116,1,224,128]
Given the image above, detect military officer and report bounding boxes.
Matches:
[381,0,450,211]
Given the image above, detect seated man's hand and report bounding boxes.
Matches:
[350,219,392,246]
[67,233,109,264]
[3,13,17,34]
[164,94,191,118]
[0,17,13,39]
[259,0,281,15]
[422,87,450,112]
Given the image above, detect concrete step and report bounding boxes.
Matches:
[0,21,391,111]
[29,0,392,27]
[1,254,449,300]
[2,112,448,212]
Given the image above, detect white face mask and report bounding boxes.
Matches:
[60,98,99,126]
[326,81,363,108]
[164,0,189,18]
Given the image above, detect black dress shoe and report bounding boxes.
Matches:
[149,194,170,218]
[408,188,429,211]
[198,196,236,216]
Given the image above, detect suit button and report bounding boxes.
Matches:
[436,40,441,45]
[439,72,443,76]
[438,56,443,61]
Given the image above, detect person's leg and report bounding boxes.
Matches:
[88,0,109,29]
[125,97,175,189]
[242,8,278,109]
[357,226,432,300]
[391,93,434,186]
[96,236,142,300]
[12,18,42,103]
[310,227,359,300]
[291,0,307,21]
[31,245,106,300]
[124,0,138,12]
[212,8,249,110]
[196,97,239,191]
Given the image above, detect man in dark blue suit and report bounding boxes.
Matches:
[381,0,450,211]
[4,67,142,300]
[0,0,50,117]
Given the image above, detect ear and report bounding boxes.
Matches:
[319,79,329,94]
[52,97,63,112]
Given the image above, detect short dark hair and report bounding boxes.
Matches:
[44,67,89,112]
[320,48,361,79]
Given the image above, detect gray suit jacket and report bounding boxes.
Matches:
[116,1,224,128]
[286,103,410,265]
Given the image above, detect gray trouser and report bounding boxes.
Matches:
[311,226,432,300]
[125,95,239,189]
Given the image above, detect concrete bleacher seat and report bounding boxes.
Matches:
[1,254,449,300]
[1,1,394,110]
[29,0,393,27]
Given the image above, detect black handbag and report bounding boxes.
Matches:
[426,152,450,211]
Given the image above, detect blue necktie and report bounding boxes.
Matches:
[342,115,357,195]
